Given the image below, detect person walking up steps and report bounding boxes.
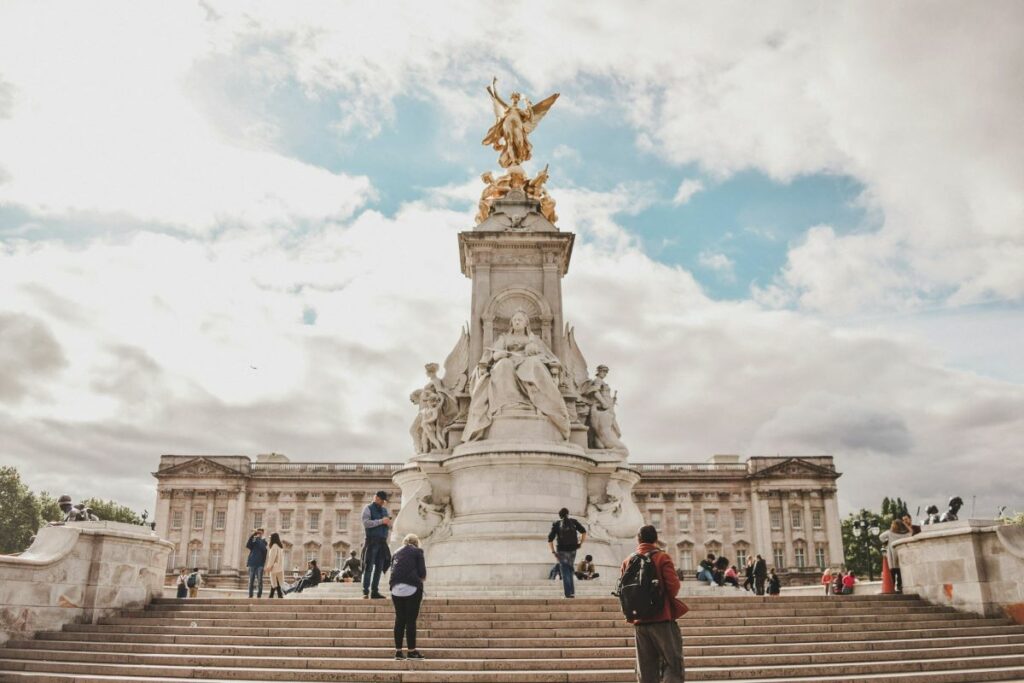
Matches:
[617,524,688,683]
[361,490,393,599]
[547,507,587,599]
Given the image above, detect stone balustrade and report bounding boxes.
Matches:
[895,518,1024,623]
[0,521,173,645]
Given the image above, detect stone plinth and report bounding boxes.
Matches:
[393,439,643,584]
[0,521,173,645]
[895,519,1024,623]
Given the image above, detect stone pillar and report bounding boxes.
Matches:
[780,492,795,568]
[180,491,194,568]
[750,489,769,558]
[155,490,171,542]
[823,489,844,565]
[802,491,814,567]
[202,493,216,567]
[223,487,247,574]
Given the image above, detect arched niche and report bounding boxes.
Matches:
[481,287,554,351]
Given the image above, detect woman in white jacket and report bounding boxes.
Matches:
[266,533,286,599]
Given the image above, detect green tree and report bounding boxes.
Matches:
[0,466,44,554]
[36,491,62,524]
[842,496,913,580]
[80,498,143,524]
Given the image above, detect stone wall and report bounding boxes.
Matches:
[895,519,1024,623]
[0,521,173,645]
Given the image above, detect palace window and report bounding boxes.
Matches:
[791,508,803,530]
[252,511,264,529]
[769,509,782,530]
[733,510,745,532]
[334,549,345,569]
[676,511,690,531]
[171,510,183,530]
[305,548,318,563]
[280,511,292,530]
[815,545,827,569]
[308,511,320,532]
[649,510,662,527]
[772,543,785,569]
[192,510,204,530]
[735,545,748,568]
[812,509,824,529]
[336,511,348,532]
[794,544,806,568]
[214,510,226,531]
[704,510,718,531]
[166,551,175,571]
[210,549,222,572]
[187,547,201,568]
[678,544,694,571]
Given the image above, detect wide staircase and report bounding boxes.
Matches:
[2,593,1024,682]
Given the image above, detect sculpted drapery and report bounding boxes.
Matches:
[464,310,570,441]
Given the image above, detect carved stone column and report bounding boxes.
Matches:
[823,489,844,565]
[801,490,815,567]
[780,492,795,568]
[180,490,194,568]
[202,493,216,567]
[155,489,172,543]
[223,487,247,575]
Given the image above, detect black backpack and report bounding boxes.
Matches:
[556,519,579,548]
[186,573,197,588]
[615,550,663,619]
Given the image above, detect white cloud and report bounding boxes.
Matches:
[697,250,736,282]
[672,178,704,206]
[0,2,1021,522]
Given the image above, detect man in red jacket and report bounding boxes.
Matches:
[621,525,688,682]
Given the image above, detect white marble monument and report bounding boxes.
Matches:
[393,81,644,581]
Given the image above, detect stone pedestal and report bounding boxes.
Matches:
[393,435,642,583]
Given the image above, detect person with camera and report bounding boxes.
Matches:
[245,527,268,598]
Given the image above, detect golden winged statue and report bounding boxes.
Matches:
[482,78,559,168]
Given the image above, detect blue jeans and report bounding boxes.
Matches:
[248,565,264,598]
[556,550,576,597]
[362,542,385,595]
[548,563,561,580]
[696,568,714,583]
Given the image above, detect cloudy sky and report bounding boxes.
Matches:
[1,1,1022,519]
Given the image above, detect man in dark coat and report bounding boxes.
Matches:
[753,554,768,595]
[361,490,392,598]
[245,528,268,598]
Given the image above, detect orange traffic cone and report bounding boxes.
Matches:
[881,555,895,594]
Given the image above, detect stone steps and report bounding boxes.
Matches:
[1,594,1023,682]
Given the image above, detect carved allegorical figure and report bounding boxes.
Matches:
[409,327,469,453]
[464,309,570,441]
[482,78,559,169]
[561,325,628,452]
[580,365,627,452]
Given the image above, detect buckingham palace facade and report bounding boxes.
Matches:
[154,452,844,586]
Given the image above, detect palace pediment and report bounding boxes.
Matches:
[154,457,246,479]
[750,458,839,480]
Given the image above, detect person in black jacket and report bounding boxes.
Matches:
[284,560,321,594]
[390,533,427,660]
[753,554,768,595]
[245,528,268,598]
[547,507,587,599]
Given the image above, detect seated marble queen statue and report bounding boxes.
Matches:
[464,309,571,441]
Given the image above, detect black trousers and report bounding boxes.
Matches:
[754,577,766,595]
[890,567,903,593]
[392,589,423,650]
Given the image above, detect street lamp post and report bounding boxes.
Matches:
[851,511,881,581]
